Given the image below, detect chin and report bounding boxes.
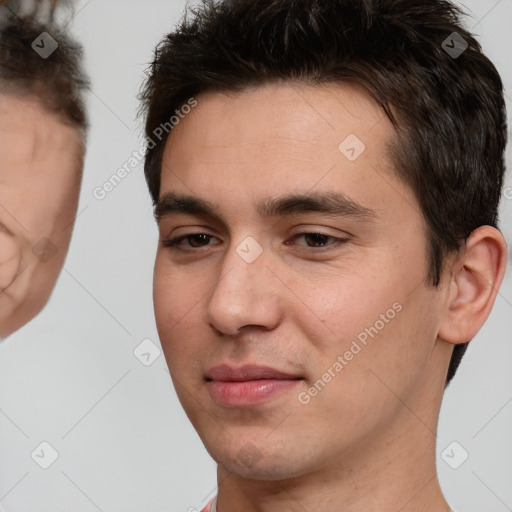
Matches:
[206,439,315,481]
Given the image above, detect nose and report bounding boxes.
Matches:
[205,239,283,336]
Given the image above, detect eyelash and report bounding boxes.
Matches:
[161,232,348,251]
[162,234,219,249]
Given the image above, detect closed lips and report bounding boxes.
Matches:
[205,364,303,381]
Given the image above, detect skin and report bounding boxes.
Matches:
[153,82,507,512]
[0,94,83,339]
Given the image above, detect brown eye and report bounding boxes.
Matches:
[303,233,332,247]
[163,233,221,249]
[283,232,349,252]
[188,234,212,247]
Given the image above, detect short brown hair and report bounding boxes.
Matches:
[0,4,89,132]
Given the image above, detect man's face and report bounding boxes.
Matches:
[0,94,83,338]
[154,83,451,480]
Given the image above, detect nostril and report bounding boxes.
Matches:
[209,323,239,337]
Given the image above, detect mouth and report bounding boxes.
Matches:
[205,364,303,407]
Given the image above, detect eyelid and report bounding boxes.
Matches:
[161,231,222,250]
[161,223,217,238]
[286,232,348,248]
[288,225,352,238]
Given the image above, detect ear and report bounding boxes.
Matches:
[0,229,22,293]
[438,226,508,344]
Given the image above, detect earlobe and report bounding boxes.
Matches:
[0,230,22,293]
[438,226,508,345]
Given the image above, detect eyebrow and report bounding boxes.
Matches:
[154,191,376,223]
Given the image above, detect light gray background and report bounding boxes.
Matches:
[0,0,511,511]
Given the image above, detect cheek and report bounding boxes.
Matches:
[292,252,434,389]
[291,264,398,354]
[153,257,209,367]
[154,257,204,324]
[310,282,439,411]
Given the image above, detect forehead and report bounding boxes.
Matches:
[0,94,84,199]
[159,81,415,225]
[0,94,83,236]
[0,93,83,165]
[166,81,388,145]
